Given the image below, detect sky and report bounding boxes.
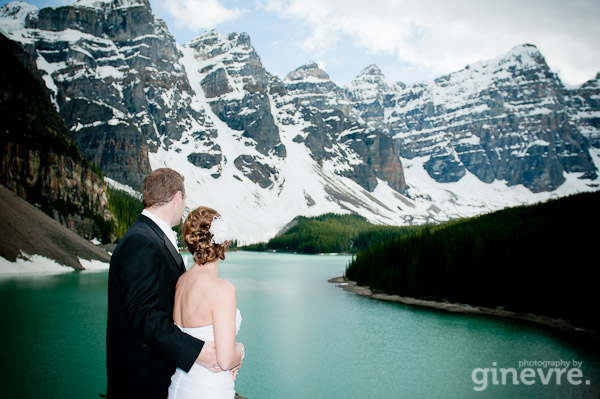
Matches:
[2,0,599,87]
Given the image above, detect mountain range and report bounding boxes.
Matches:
[1,0,598,244]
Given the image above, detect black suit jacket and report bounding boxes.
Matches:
[107,214,204,399]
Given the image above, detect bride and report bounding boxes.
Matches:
[168,206,244,399]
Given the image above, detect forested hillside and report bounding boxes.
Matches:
[243,213,423,254]
[107,188,143,239]
[345,192,600,331]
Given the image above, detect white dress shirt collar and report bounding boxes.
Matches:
[141,209,178,251]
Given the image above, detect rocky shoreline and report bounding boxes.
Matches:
[328,276,598,342]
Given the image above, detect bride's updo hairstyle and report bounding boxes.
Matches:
[183,206,229,265]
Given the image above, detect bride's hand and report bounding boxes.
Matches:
[195,341,220,373]
[230,342,245,380]
[230,363,241,381]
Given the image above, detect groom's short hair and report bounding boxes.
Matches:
[142,168,185,209]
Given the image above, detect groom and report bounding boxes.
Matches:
[107,168,217,398]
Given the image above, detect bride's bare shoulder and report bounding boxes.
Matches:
[211,278,236,301]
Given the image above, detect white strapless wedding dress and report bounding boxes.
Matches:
[168,309,242,399]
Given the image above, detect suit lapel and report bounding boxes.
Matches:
[139,215,186,274]
[164,236,186,274]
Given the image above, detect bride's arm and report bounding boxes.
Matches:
[212,279,243,371]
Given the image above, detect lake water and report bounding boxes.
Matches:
[0,251,598,398]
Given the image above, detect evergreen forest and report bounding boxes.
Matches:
[242,213,423,254]
[345,192,599,331]
[106,188,143,240]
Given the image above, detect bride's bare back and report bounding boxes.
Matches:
[174,263,219,328]
[173,260,242,371]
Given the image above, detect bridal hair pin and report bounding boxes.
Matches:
[209,215,234,244]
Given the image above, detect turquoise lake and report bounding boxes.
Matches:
[0,251,598,398]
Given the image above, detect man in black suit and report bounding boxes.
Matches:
[107,168,218,398]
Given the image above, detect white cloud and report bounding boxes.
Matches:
[161,0,247,31]
[261,0,600,86]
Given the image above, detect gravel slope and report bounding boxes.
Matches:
[0,184,110,270]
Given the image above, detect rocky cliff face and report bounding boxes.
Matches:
[1,0,201,189]
[277,61,406,192]
[568,73,600,148]
[346,64,405,134]
[0,32,113,241]
[347,44,598,192]
[190,30,286,162]
[186,31,405,193]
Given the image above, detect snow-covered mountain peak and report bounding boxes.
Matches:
[280,61,347,113]
[189,29,233,54]
[481,43,544,67]
[362,63,382,74]
[186,28,270,102]
[445,43,550,87]
[423,43,559,110]
[378,41,599,192]
[579,72,600,90]
[347,64,389,90]
[285,61,330,83]
[353,64,385,83]
[346,63,404,101]
[505,43,546,64]
[190,29,252,50]
[344,64,402,133]
[187,29,258,69]
[0,1,36,16]
[0,1,37,33]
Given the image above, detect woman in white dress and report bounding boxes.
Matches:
[168,206,244,399]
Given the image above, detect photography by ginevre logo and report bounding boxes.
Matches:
[471,360,591,391]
